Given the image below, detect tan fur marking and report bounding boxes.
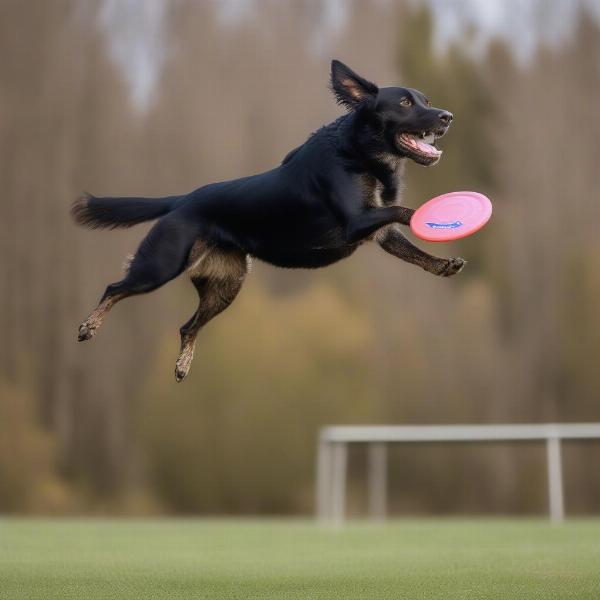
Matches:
[122,254,134,274]
[186,240,247,280]
[341,77,363,100]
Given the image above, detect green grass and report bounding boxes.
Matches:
[1,518,600,599]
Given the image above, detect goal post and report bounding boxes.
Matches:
[315,423,600,525]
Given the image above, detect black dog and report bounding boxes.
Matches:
[72,60,463,382]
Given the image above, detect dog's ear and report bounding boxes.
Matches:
[330,60,378,110]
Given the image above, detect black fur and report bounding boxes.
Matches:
[72,192,182,230]
[73,60,463,381]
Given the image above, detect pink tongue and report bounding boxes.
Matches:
[416,139,434,154]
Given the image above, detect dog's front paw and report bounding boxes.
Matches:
[440,257,466,277]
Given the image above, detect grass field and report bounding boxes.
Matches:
[1,518,600,599]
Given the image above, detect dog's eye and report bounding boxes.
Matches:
[399,97,412,107]
[426,99,432,107]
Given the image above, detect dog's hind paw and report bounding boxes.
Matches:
[175,340,195,382]
[174,363,190,383]
[78,322,96,342]
[175,354,193,383]
[441,257,466,277]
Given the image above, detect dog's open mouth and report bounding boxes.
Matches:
[396,131,442,165]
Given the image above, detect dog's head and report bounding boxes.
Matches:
[330,60,453,167]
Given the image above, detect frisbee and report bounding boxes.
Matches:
[410,191,492,242]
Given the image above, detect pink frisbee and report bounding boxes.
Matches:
[410,191,492,242]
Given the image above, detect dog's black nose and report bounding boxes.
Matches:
[438,111,453,125]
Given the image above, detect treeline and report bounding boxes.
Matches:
[1,1,599,515]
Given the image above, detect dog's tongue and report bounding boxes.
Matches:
[401,133,441,157]
[415,138,442,156]
[416,139,432,152]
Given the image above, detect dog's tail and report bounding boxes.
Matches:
[71,192,182,230]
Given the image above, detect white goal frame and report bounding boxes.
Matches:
[316,423,600,525]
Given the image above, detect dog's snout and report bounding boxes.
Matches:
[438,111,453,125]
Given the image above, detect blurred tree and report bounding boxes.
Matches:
[141,282,378,513]
[0,379,68,512]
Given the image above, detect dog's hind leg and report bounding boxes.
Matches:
[377,225,466,277]
[175,243,248,382]
[78,216,198,341]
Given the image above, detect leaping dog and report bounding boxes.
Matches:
[72,60,462,382]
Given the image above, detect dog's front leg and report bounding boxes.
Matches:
[377,224,466,277]
[394,206,415,225]
[326,171,415,244]
[344,206,414,244]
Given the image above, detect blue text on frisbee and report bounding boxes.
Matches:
[426,221,463,229]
